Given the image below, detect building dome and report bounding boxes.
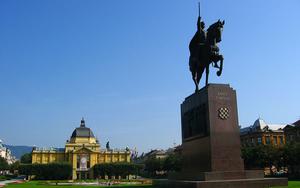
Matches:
[71,118,95,138]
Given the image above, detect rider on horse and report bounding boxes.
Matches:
[188,16,224,91]
[189,16,206,74]
[189,17,220,75]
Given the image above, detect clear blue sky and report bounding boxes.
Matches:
[0,0,299,153]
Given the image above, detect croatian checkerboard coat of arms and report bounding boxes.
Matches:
[218,107,229,120]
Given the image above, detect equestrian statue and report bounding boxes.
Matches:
[189,15,225,92]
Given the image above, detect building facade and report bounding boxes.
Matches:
[32,118,131,180]
[240,118,286,147]
[0,139,16,165]
[284,119,300,144]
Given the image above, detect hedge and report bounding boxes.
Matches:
[18,162,72,180]
[93,163,143,178]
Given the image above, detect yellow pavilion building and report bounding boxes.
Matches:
[32,118,131,180]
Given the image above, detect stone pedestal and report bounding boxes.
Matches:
[154,84,287,188]
[180,84,244,179]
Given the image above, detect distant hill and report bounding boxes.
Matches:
[4,145,33,160]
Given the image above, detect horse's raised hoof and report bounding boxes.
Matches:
[217,71,221,76]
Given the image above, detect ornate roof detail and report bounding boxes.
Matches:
[253,118,267,130]
[71,118,95,138]
[240,118,285,135]
[80,117,85,127]
[293,119,300,127]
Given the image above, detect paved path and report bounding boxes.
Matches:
[0,179,24,187]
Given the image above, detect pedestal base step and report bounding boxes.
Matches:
[169,170,264,181]
[153,178,288,188]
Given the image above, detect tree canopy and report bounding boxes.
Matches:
[0,156,9,170]
[18,162,72,180]
[241,143,300,178]
[93,163,143,179]
[20,153,32,164]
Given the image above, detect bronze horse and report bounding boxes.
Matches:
[189,17,225,91]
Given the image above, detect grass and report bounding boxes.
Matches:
[4,180,300,188]
[4,181,153,188]
[271,181,300,188]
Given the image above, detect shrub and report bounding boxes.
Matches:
[18,162,72,180]
[93,163,142,179]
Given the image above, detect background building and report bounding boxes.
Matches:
[284,119,300,144]
[142,149,168,160]
[137,145,181,163]
[240,118,285,147]
[0,139,16,164]
[32,118,131,180]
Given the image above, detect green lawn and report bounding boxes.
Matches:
[271,181,300,188]
[4,180,300,188]
[5,181,152,188]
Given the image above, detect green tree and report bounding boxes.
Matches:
[163,154,182,172]
[20,153,32,164]
[282,143,300,178]
[242,145,265,169]
[18,164,33,180]
[93,163,142,179]
[18,162,72,180]
[144,158,163,176]
[9,161,20,173]
[241,145,281,171]
[262,145,279,175]
[0,156,9,170]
